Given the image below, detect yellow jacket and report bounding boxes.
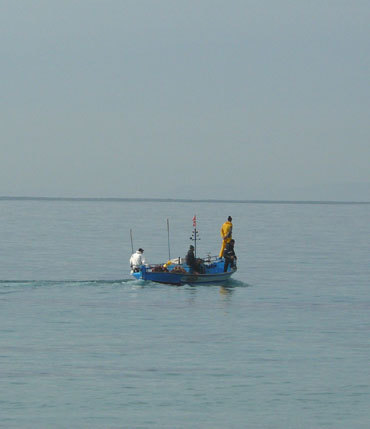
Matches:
[220,221,233,241]
[219,220,233,257]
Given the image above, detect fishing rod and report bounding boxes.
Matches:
[130,229,134,254]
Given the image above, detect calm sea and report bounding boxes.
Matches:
[0,199,369,428]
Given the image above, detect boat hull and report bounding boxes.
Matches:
[131,259,237,285]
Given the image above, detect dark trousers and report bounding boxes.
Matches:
[224,258,234,272]
[190,262,204,274]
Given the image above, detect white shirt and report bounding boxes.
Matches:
[130,251,146,268]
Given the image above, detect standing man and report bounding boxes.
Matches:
[219,216,233,258]
[223,239,237,272]
[130,248,146,271]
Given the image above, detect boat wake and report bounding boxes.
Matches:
[0,279,133,287]
[0,278,251,288]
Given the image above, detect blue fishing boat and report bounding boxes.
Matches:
[131,256,237,285]
[130,217,237,285]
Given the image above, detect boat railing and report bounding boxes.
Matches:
[142,255,222,271]
[202,255,222,263]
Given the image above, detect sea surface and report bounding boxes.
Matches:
[0,198,369,428]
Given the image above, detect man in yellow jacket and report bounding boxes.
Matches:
[219,216,233,258]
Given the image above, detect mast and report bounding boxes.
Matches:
[190,215,199,258]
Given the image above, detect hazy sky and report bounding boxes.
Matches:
[1,0,369,200]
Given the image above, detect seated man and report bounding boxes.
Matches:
[185,245,204,274]
[223,239,237,272]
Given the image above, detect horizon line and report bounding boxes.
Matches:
[1,196,369,205]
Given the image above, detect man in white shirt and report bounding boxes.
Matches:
[130,248,146,271]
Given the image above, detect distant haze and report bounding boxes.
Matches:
[1,1,369,201]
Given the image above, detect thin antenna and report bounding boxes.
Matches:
[167,218,171,260]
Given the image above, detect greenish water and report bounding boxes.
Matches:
[1,200,369,428]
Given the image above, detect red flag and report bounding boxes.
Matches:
[192,215,196,227]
